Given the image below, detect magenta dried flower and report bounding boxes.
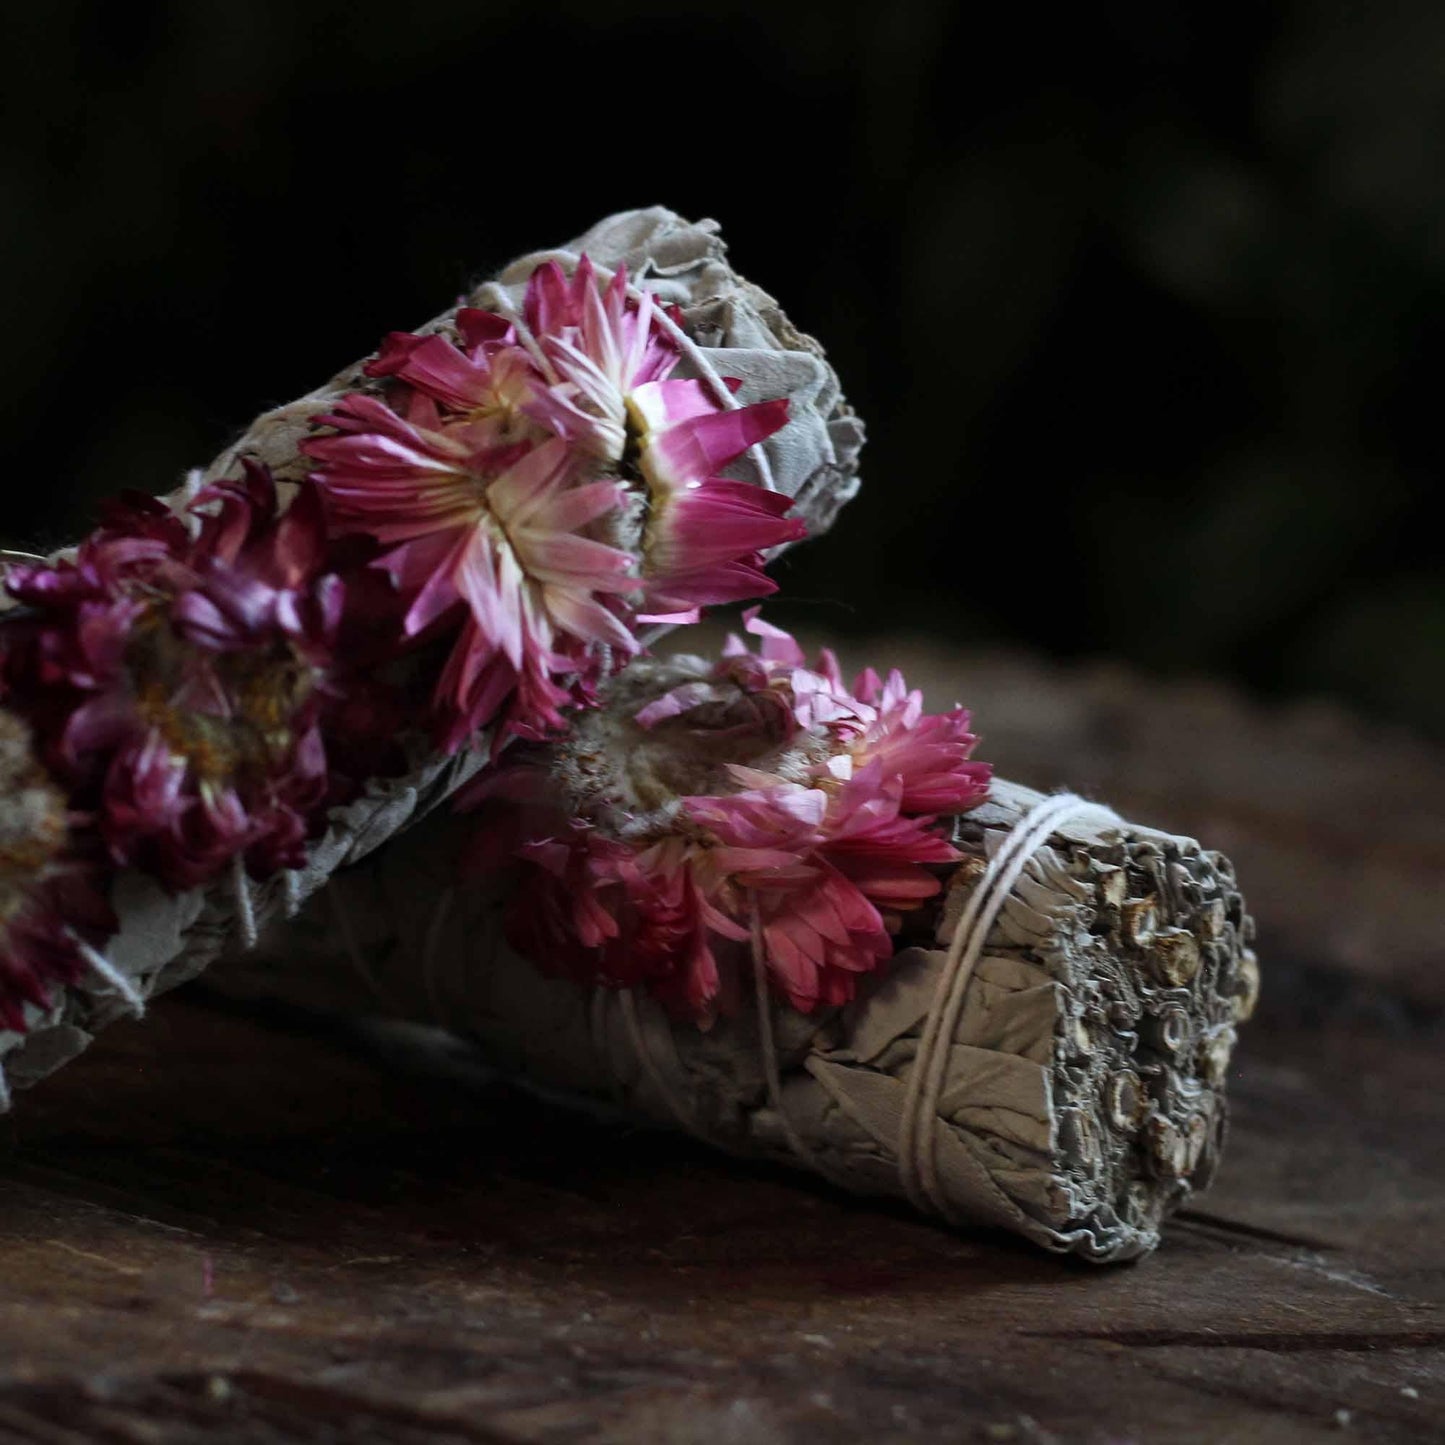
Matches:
[461,613,992,1025]
[0,709,115,1032]
[3,466,347,891]
[304,255,801,753]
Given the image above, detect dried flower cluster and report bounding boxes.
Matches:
[0,711,114,1031]
[0,256,805,1028]
[4,472,349,891]
[464,614,992,1024]
[303,257,800,751]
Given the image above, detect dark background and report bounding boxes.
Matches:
[4,1,1442,733]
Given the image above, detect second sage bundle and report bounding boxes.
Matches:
[220,633,1256,1261]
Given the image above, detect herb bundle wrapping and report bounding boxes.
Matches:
[0,207,863,1102]
[220,773,1256,1262]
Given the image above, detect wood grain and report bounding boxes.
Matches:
[1,983,1439,1443]
[3,646,1441,1442]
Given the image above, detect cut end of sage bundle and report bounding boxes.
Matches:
[809,779,1257,1259]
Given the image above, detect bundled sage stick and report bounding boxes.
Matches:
[218,636,1258,1261]
[0,208,863,1102]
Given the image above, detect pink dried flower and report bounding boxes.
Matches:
[305,256,800,751]
[462,617,992,1024]
[522,259,802,615]
[304,393,638,751]
[627,380,801,619]
[3,466,347,890]
[520,256,682,462]
[0,709,116,1032]
[366,308,544,450]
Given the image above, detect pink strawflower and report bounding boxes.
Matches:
[462,617,992,1024]
[305,255,801,751]
[367,308,544,450]
[0,709,116,1032]
[520,256,681,461]
[304,392,638,751]
[522,258,803,615]
[627,380,801,619]
[3,466,347,890]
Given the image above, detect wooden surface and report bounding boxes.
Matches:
[2,650,1443,1443]
[0,982,1440,1445]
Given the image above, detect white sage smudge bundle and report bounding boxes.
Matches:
[0,208,863,1104]
[217,640,1258,1262]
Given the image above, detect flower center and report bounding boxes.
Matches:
[126,613,315,786]
[0,712,68,925]
[467,394,528,443]
[553,659,826,840]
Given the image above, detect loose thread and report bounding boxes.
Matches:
[231,855,259,952]
[73,937,145,1018]
[748,894,850,1189]
[606,898,858,1184]
[282,869,303,920]
[618,989,708,1141]
[897,793,1120,1220]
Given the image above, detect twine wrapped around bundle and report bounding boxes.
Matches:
[0,207,864,1104]
[218,777,1257,1262]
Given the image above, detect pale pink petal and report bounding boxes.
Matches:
[642,399,790,491]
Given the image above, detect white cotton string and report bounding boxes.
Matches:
[282,869,303,920]
[231,855,259,952]
[604,898,853,1183]
[73,937,145,1018]
[613,267,780,498]
[896,793,1120,1220]
[747,895,852,1189]
[504,248,745,414]
[617,988,709,1141]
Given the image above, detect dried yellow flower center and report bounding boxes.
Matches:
[126,613,315,787]
[467,394,529,442]
[553,659,828,842]
[0,710,69,926]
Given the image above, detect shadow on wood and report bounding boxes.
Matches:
[1,976,1441,1443]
